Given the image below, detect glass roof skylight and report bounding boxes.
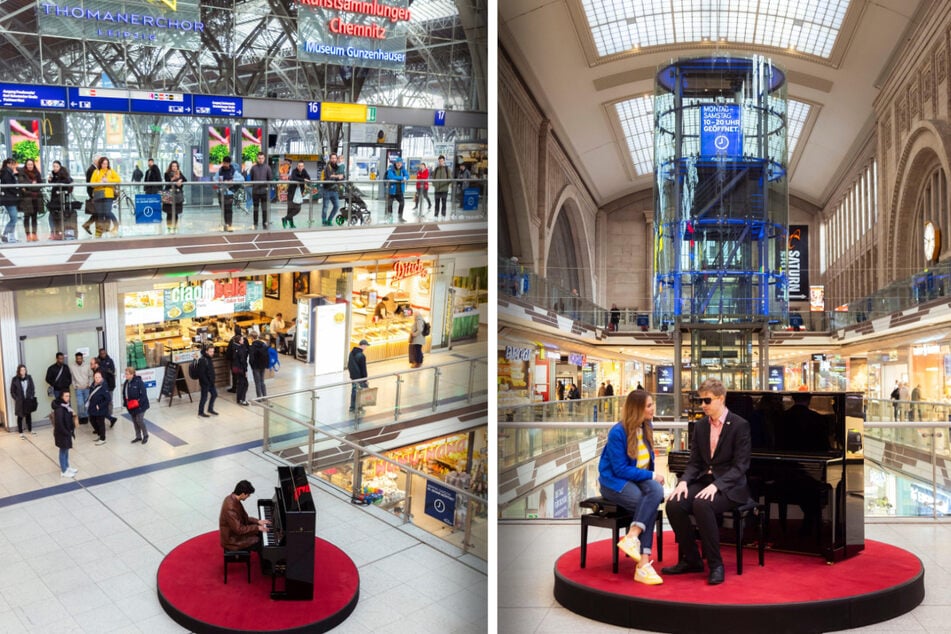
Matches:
[582,0,850,59]
[614,96,812,176]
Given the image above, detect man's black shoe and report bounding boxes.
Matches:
[707,565,725,585]
[209,410,220,415]
[226,388,236,393]
[198,413,210,418]
[660,561,705,575]
[109,417,117,428]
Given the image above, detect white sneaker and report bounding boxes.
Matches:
[617,533,641,563]
[66,467,78,475]
[61,471,73,478]
[95,439,106,446]
[634,560,664,585]
[19,433,25,439]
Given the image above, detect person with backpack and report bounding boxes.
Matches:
[225,324,242,393]
[231,334,250,406]
[249,332,270,398]
[410,312,428,368]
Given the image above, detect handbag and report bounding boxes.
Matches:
[174,190,184,204]
[161,190,173,205]
[27,397,38,413]
[357,386,378,407]
[47,385,54,397]
[292,188,303,205]
[127,398,140,410]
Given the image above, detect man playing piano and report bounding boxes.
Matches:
[662,378,751,585]
[220,480,269,551]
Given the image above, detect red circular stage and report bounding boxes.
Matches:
[157,532,359,634]
[555,535,924,633]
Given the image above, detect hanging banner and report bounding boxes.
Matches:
[7,118,41,169]
[781,225,810,301]
[296,0,410,70]
[207,125,231,176]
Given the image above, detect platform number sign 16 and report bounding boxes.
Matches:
[434,110,446,126]
[306,101,321,120]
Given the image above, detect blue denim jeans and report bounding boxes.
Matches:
[74,387,89,419]
[600,478,664,556]
[4,204,18,238]
[350,380,367,411]
[322,190,339,224]
[59,448,69,473]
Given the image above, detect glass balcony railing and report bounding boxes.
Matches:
[257,356,489,559]
[498,417,951,521]
[0,177,486,243]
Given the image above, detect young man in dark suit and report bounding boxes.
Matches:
[662,378,751,585]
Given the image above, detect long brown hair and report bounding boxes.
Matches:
[622,390,653,459]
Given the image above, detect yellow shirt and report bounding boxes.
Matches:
[91,168,121,199]
[635,427,650,469]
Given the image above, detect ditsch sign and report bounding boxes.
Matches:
[297,0,410,70]
[392,258,428,282]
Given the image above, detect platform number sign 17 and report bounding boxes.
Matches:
[434,110,447,126]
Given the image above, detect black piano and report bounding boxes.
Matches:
[667,390,865,562]
[257,466,317,600]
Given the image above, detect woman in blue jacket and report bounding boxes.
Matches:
[598,389,666,585]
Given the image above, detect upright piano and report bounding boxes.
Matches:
[667,391,865,562]
[257,466,317,600]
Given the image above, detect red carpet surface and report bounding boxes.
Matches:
[157,531,359,633]
[558,534,921,604]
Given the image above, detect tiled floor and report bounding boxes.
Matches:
[498,521,951,633]
[0,345,487,633]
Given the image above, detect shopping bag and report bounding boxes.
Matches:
[357,387,378,407]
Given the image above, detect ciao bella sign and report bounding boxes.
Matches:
[392,258,429,282]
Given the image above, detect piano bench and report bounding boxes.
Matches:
[223,549,252,584]
[580,496,634,574]
[658,500,767,575]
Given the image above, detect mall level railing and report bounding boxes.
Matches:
[262,404,488,559]
[260,355,487,430]
[255,355,488,558]
[0,177,486,243]
[499,419,951,520]
[499,254,951,334]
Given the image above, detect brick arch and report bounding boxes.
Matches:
[887,121,951,282]
[544,184,595,298]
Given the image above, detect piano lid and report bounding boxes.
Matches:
[278,466,316,513]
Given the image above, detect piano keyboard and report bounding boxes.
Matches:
[259,504,277,547]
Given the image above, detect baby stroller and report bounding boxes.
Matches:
[335,183,371,226]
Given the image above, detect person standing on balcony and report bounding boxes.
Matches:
[89,156,121,237]
[1,158,20,242]
[321,153,345,226]
[163,160,187,233]
[249,153,272,229]
[431,155,451,218]
[599,389,666,585]
[17,158,42,241]
[414,162,431,213]
[283,161,310,228]
[47,161,75,240]
[348,339,370,414]
[385,158,409,223]
[911,384,922,421]
[143,158,162,194]
[610,304,621,332]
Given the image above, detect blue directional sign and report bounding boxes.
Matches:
[0,83,67,110]
[67,87,129,112]
[306,101,321,120]
[701,104,742,157]
[434,109,447,126]
[424,481,456,527]
[129,90,192,115]
[193,95,243,117]
[134,194,163,224]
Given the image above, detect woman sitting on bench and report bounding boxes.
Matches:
[598,389,666,585]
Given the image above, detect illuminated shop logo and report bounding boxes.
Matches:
[392,258,428,282]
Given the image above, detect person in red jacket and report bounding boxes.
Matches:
[414,162,431,213]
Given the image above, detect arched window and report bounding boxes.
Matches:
[913,166,947,266]
[546,209,581,294]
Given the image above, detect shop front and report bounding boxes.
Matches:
[315,427,487,545]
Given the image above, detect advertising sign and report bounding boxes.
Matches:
[424,480,456,527]
[134,194,163,224]
[768,366,784,391]
[781,225,810,301]
[700,104,742,157]
[297,0,410,70]
[207,125,231,175]
[0,83,66,110]
[553,477,569,519]
[193,95,243,117]
[161,278,262,321]
[37,0,205,51]
[657,365,674,393]
[810,285,825,312]
[239,126,262,166]
[7,119,41,169]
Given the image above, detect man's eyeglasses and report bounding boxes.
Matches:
[698,397,714,405]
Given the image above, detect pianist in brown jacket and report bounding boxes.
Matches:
[219,480,269,551]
